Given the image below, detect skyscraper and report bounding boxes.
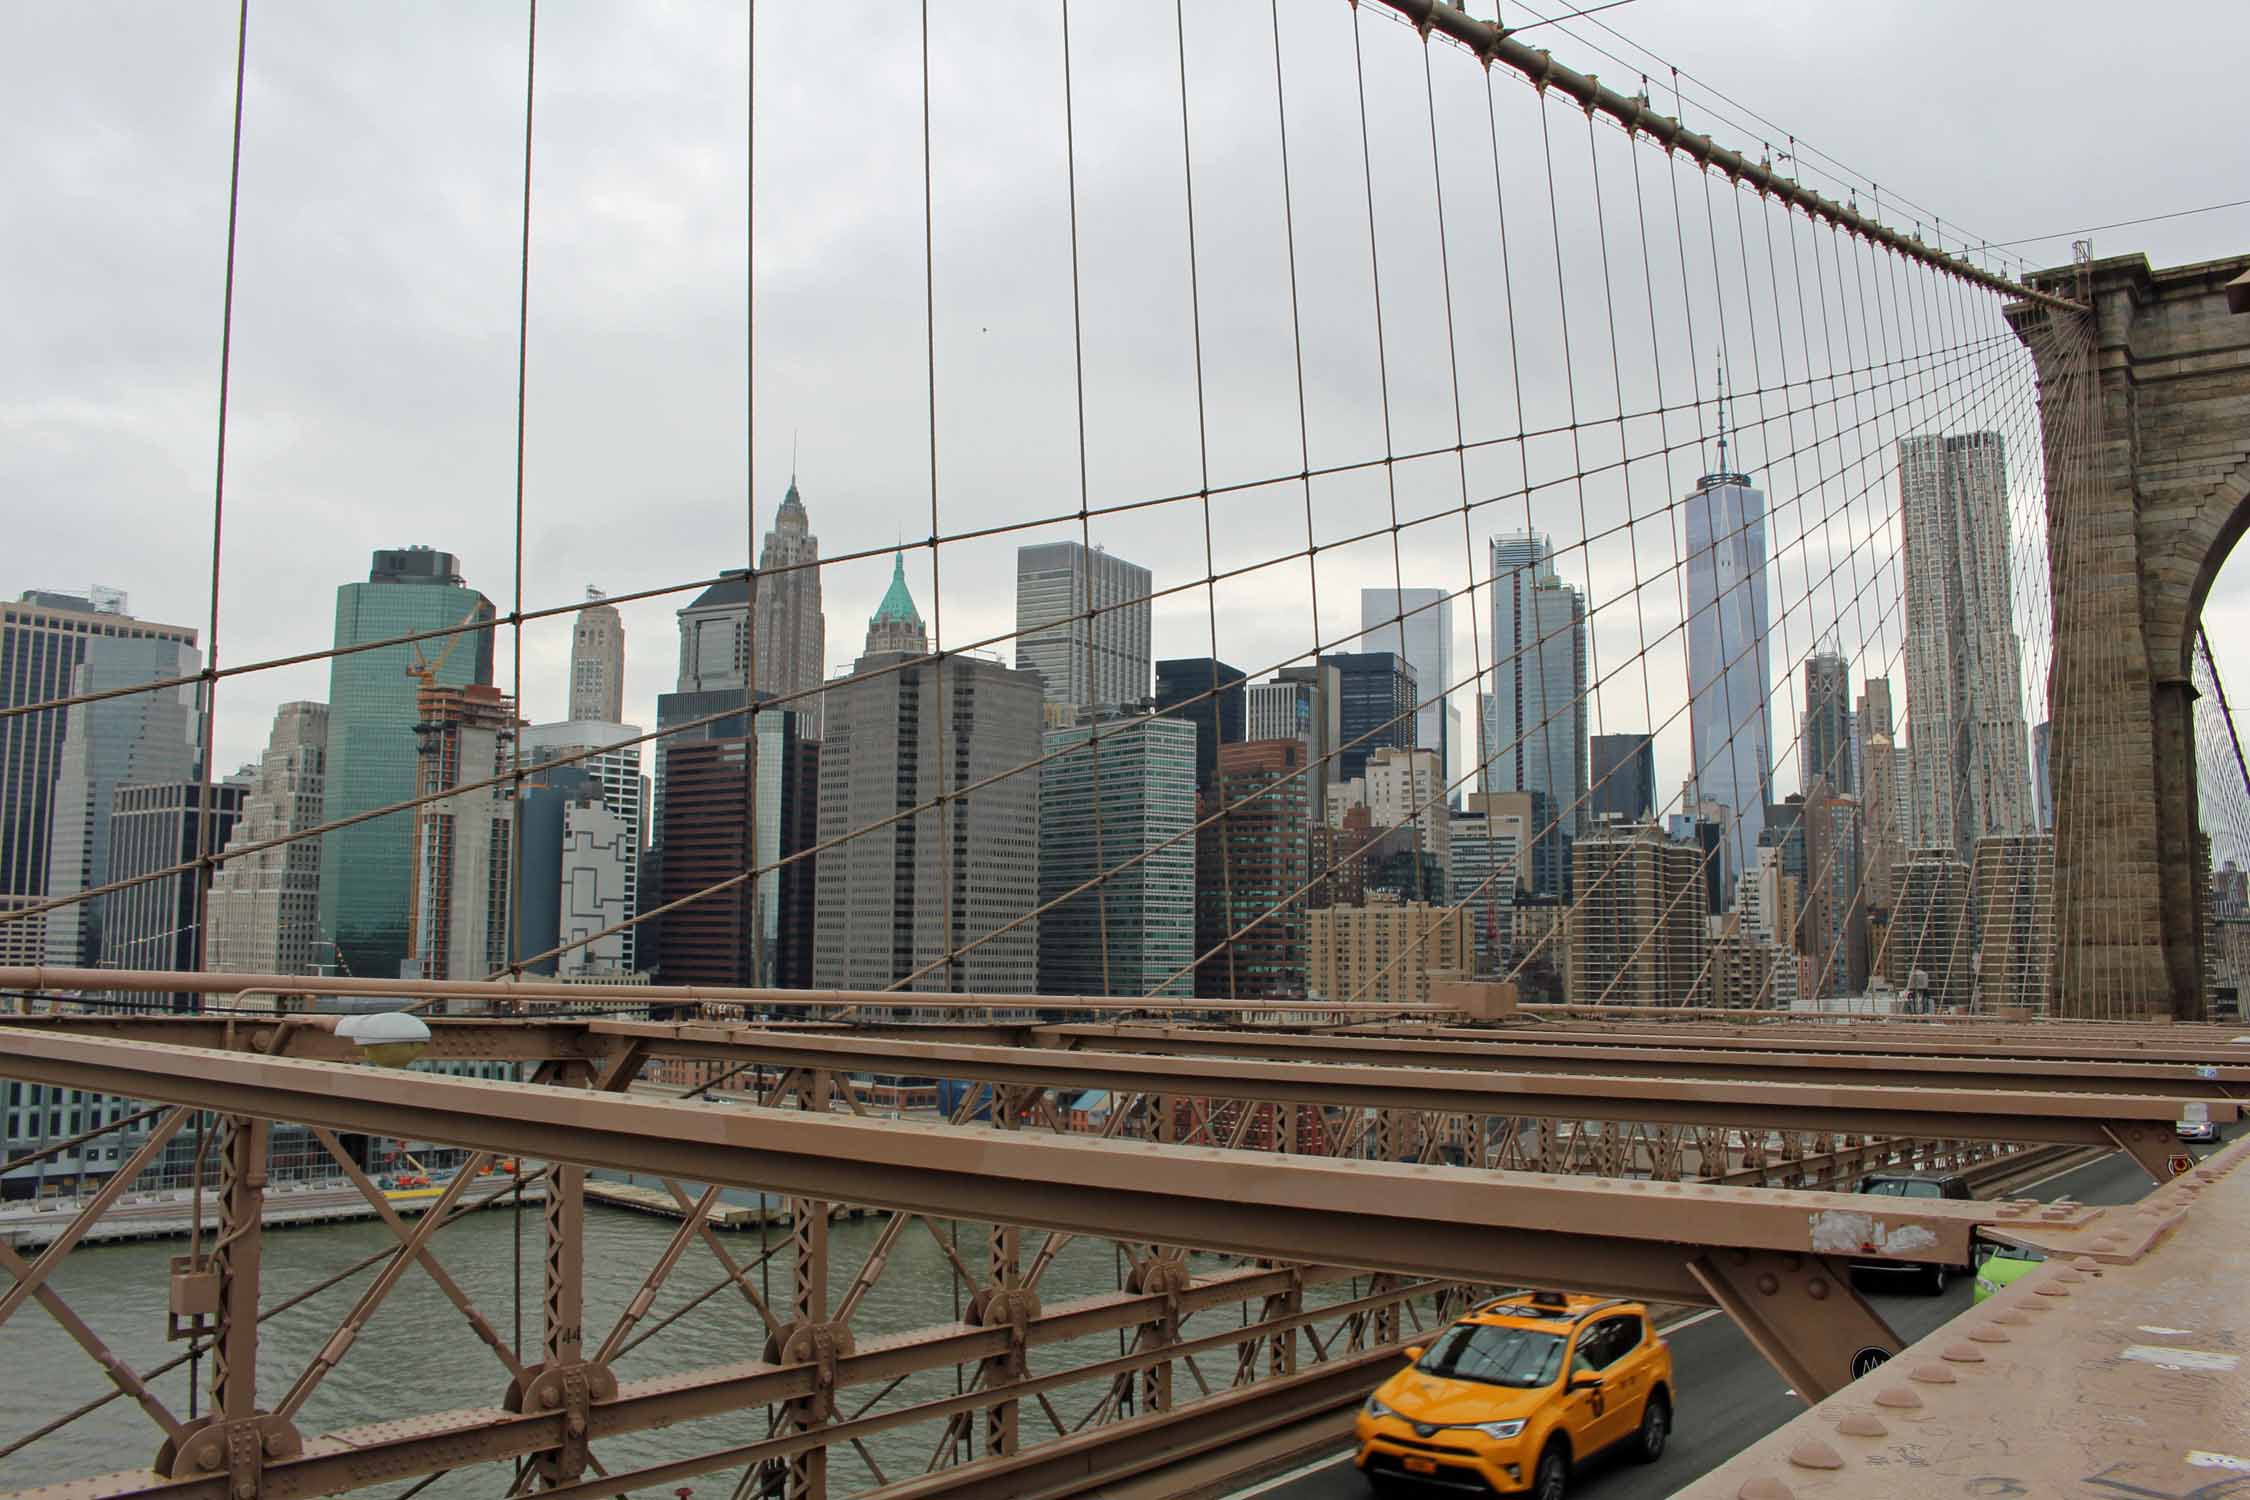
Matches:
[406,683,518,981]
[676,571,751,694]
[568,589,626,724]
[1360,587,1458,796]
[814,561,1043,992]
[1194,738,1312,1000]
[101,782,246,1009]
[1360,746,1449,876]
[1037,714,1197,997]
[319,547,495,980]
[1449,795,1522,973]
[1589,733,1656,823]
[1803,652,1852,794]
[1320,651,1418,786]
[520,720,645,973]
[514,764,633,979]
[1899,432,2033,857]
[0,591,148,968]
[1483,533,1588,843]
[207,701,329,980]
[1860,731,1904,913]
[755,476,827,737]
[1153,658,1245,791]
[37,596,204,968]
[1014,541,1152,711]
[1683,455,1772,883]
[1566,822,1707,1006]
[655,718,808,988]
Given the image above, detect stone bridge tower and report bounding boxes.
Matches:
[2010,253,2250,1020]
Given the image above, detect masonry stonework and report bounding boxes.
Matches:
[2011,252,2250,1020]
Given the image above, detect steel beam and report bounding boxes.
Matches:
[578,1025,2235,1153]
[1035,1022,2250,1092]
[0,1032,2050,1292]
[0,965,1438,1017]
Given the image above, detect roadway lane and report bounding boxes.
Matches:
[1238,1128,2235,1500]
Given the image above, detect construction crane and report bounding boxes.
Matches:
[404,602,485,696]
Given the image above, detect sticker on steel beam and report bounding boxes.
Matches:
[1850,1346,1891,1379]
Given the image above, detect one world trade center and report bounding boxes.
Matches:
[1683,413,1772,897]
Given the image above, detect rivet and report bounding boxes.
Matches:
[2034,1284,2071,1298]
[2054,1268,2086,1283]
[1757,1273,1780,1295]
[1968,1326,2011,1344]
[1941,1343,1985,1363]
[1736,1479,1797,1500]
[1788,1440,1845,1470]
[196,1441,223,1468]
[1837,1411,1889,1437]
[1731,1249,1753,1267]
[1873,1386,1923,1410]
[1806,1276,1830,1301]
[1992,1310,2031,1325]
[264,1433,287,1456]
[1909,1363,1957,1384]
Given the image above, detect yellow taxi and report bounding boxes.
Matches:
[1352,1291,1673,1497]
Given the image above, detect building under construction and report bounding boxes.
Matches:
[408,683,518,981]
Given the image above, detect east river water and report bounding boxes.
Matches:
[2,1178,1367,1496]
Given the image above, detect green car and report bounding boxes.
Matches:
[1971,1243,2047,1302]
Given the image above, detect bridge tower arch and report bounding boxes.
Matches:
[2010,252,2250,1020]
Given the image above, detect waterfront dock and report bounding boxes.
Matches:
[0,1175,547,1251]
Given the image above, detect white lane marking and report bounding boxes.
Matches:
[2189,1452,2250,1473]
[1659,1307,1725,1334]
[2121,1345,2239,1373]
[2009,1155,2116,1197]
[2139,1325,2194,1337]
[1228,1449,1354,1497]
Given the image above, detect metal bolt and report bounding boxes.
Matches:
[1788,1440,1844,1470]
[1756,1273,1780,1295]
[541,1386,561,1408]
[1806,1276,1830,1301]
[196,1441,223,1468]
[1736,1479,1796,1500]
[234,1482,256,1500]
[263,1434,286,1456]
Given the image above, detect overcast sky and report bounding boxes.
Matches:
[6,0,2247,832]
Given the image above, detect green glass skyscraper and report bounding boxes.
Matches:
[317,547,494,978]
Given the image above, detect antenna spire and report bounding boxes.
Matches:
[1715,356,1731,475]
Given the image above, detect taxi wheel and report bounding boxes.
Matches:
[1631,1392,1670,1463]
[1923,1262,1948,1297]
[1533,1443,1570,1500]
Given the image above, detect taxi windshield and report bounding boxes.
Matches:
[1413,1323,1566,1389]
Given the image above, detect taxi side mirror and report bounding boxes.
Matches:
[1403,1346,1425,1363]
[1569,1373,1602,1392]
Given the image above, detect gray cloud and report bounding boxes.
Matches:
[5,0,2245,820]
